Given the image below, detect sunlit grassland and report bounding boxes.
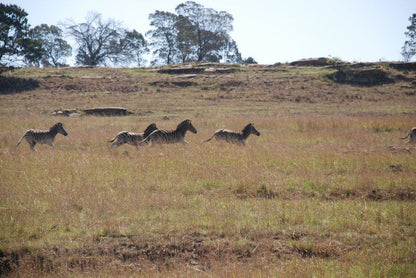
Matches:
[1,113,415,275]
[1,65,416,276]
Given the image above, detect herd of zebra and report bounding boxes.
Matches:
[16,119,263,151]
[15,120,416,151]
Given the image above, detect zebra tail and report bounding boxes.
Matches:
[401,133,410,140]
[139,129,159,146]
[16,134,26,147]
[138,135,150,145]
[203,134,215,143]
[108,136,117,143]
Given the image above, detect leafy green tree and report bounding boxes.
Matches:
[402,14,416,62]
[175,1,234,62]
[66,12,125,66]
[175,15,197,63]
[0,4,30,66]
[28,24,71,67]
[146,11,179,65]
[243,56,257,65]
[21,36,44,66]
[223,39,242,63]
[147,1,240,65]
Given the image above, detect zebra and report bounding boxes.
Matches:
[16,122,68,151]
[108,123,158,148]
[401,127,416,144]
[140,119,197,146]
[204,123,260,146]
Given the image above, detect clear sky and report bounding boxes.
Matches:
[4,0,416,64]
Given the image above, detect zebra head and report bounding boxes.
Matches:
[243,123,260,137]
[187,119,198,134]
[143,123,158,138]
[177,119,197,134]
[51,122,68,136]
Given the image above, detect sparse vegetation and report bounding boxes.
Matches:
[0,63,415,277]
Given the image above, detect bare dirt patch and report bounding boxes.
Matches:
[0,231,346,276]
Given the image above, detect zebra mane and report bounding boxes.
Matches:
[176,119,191,131]
[241,123,253,136]
[50,122,63,132]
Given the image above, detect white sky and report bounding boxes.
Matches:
[4,0,416,64]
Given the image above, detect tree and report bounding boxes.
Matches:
[21,37,44,66]
[243,57,257,64]
[175,15,197,63]
[121,29,148,67]
[175,1,234,62]
[402,14,416,62]
[29,24,72,67]
[223,39,242,63]
[147,11,180,65]
[146,2,240,65]
[66,12,125,66]
[0,4,30,66]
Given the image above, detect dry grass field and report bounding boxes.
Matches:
[1,63,416,277]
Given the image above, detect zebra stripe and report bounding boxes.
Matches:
[16,122,68,151]
[401,127,416,144]
[141,119,197,146]
[204,123,260,146]
[108,123,158,148]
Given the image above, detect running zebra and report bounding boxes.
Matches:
[140,119,197,146]
[16,122,68,151]
[204,123,260,146]
[108,123,158,148]
[401,127,416,144]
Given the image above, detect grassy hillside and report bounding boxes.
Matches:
[1,63,415,277]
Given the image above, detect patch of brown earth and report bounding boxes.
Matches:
[0,231,344,276]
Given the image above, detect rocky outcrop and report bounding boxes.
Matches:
[327,68,395,86]
[83,107,132,116]
[388,62,416,71]
[289,57,329,66]
[155,63,240,74]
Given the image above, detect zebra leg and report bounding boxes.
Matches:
[149,138,160,147]
[148,135,162,147]
[43,138,55,149]
[29,141,36,151]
